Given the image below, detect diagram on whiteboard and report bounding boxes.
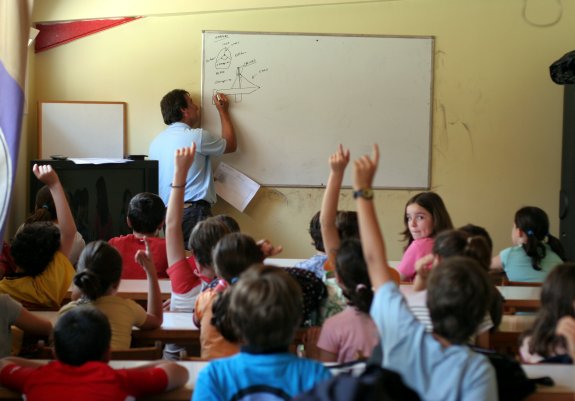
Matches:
[213,66,260,103]
[207,35,268,103]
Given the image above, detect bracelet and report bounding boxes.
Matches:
[170,183,185,188]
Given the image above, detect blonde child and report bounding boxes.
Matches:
[491,206,565,282]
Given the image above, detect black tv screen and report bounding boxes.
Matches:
[29,160,158,242]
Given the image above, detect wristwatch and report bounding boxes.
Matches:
[353,188,374,200]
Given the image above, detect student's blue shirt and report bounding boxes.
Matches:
[500,244,562,282]
[370,282,498,401]
[149,122,226,205]
[192,351,331,401]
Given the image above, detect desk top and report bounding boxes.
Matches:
[67,279,173,301]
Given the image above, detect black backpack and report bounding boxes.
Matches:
[294,364,420,401]
[471,347,551,401]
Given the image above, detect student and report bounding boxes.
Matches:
[192,264,331,401]
[397,191,453,282]
[492,206,565,282]
[0,306,188,401]
[0,294,52,357]
[59,240,163,350]
[294,211,327,279]
[23,184,85,265]
[149,89,236,248]
[199,232,266,359]
[408,229,502,347]
[0,164,77,308]
[316,238,379,363]
[354,144,497,400]
[520,263,575,363]
[165,145,230,313]
[108,192,169,279]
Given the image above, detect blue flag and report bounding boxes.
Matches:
[0,0,32,246]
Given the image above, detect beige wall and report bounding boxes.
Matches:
[16,0,574,259]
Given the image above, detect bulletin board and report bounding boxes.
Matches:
[38,101,126,159]
[202,31,434,188]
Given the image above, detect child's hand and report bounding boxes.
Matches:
[353,144,379,189]
[257,239,283,257]
[135,237,158,277]
[329,144,350,175]
[173,145,196,175]
[556,316,575,359]
[32,164,60,187]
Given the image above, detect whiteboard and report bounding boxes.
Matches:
[202,31,433,188]
[39,102,126,159]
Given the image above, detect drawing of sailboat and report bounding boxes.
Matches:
[215,67,260,102]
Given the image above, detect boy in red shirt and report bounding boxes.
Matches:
[0,306,188,401]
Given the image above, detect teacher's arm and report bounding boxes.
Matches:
[213,93,236,153]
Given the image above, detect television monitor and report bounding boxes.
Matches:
[29,160,158,242]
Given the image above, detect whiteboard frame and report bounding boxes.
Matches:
[38,101,127,159]
[202,31,434,189]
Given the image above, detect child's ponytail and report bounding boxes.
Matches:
[335,239,373,314]
[515,207,566,271]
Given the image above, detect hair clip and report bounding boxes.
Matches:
[42,204,50,210]
[230,277,239,284]
[527,229,534,236]
[356,283,367,292]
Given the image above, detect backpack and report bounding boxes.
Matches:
[294,364,421,401]
[471,347,549,401]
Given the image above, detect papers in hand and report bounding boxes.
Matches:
[214,162,260,212]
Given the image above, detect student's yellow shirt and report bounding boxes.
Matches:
[59,295,147,350]
[0,251,74,308]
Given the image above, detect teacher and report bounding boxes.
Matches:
[149,89,236,248]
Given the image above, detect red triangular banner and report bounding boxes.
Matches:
[35,17,141,53]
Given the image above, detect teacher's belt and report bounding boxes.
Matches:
[183,200,211,209]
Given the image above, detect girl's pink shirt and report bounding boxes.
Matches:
[397,237,434,281]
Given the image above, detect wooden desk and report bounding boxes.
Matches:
[524,364,575,401]
[497,285,541,311]
[31,311,199,347]
[66,279,173,302]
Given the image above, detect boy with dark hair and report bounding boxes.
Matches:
[0,165,77,308]
[294,211,327,279]
[192,264,331,401]
[353,144,497,401]
[108,192,170,279]
[0,306,188,401]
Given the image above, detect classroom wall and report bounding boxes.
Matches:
[16,0,574,259]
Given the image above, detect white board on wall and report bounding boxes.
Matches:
[39,101,126,159]
[201,31,434,188]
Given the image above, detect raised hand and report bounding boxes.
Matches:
[353,143,379,190]
[135,237,158,277]
[329,144,350,175]
[173,145,196,178]
[32,164,60,187]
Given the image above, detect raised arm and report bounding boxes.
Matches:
[32,164,77,259]
[353,144,392,290]
[320,144,350,267]
[135,237,163,329]
[166,145,196,268]
[213,93,236,153]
